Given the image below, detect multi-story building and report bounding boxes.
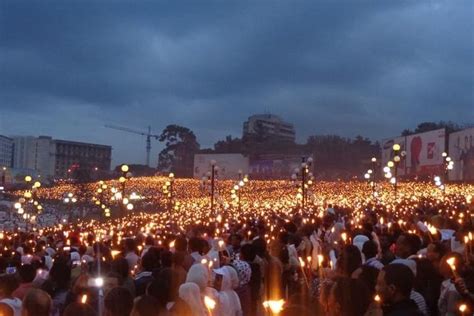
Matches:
[54,139,111,178]
[243,114,295,142]
[12,136,55,178]
[12,136,111,180]
[0,135,13,168]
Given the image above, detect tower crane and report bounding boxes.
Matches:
[105,124,160,167]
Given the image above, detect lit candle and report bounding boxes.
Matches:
[263,299,285,315]
[446,257,459,278]
[341,232,347,244]
[204,296,216,315]
[298,257,309,288]
[374,294,381,303]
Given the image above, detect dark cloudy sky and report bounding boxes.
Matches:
[1,1,473,167]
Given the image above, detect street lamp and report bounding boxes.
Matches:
[202,160,218,215]
[231,170,248,212]
[93,180,112,218]
[364,168,376,197]
[119,164,132,216]
[291,157,314,210]
[440,152,454,193]
[371,157,377,181]
[16,176,42,230]
[389,144,406,197]
[163,173,175,215]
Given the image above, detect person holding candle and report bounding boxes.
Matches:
[376,264,423,316]
[212,266,242,316]
[438,253,465,316]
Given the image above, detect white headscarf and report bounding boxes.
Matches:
[186,263,209,291]
[214,266,242,316]
[178,282,207,316]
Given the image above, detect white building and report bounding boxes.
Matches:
[11,135,112,181]
[193,153,249,180]
[12,136,56,180]
[0,135,13,168]
[243,114,295,142]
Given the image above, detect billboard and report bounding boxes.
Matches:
[381,129,446,177]
[405,129,446,176]
[193,154,249,180]
[449,127,474,181]
[381,136,407,176]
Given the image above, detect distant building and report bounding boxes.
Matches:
[54,139,111,178]
[243,114,295,142]
[12,136,111,180]
[0,135,13,168]
[12,136,55,179]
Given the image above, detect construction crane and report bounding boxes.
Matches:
[105,124,160,167]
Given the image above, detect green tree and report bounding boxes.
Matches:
[402,121,464,136]
[158,125,200,177]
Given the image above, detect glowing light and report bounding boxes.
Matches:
[94,277,104,287]
[263,300,285,314]
[204,296,216,310]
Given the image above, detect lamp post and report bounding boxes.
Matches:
[442,152,454,183]
[163,173,175,216]
[291,157,313,210]
[94,181,110,219]
[392,144,401,195]
[388,144,406,198]
[371,157,377,181]
[231,170,248,212]
[364,169,376,197]
[438,152,454,194]
[201,160,218,215]
[204,160,218,215]
[16,176,42,230]
[63,192,77,217]
[119,164,132,217]
[371,157,378,197]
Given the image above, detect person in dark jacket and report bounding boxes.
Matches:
[134,251,156,296]
[376,264,423,316]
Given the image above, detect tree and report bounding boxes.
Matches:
[305,134,379,179]
[157,125,200,177]
[401,121,464,136]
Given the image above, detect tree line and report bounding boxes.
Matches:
[150,121,469,179]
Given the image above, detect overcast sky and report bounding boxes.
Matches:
[1,1,473,167]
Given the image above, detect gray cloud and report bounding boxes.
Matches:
[0,0,473,166]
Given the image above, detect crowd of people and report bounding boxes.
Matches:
[0,177,472,316]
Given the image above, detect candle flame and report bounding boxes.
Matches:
[341,232,347,242]
[204,296,216,310]
[263,299,285,314]
[299,257,305,268]
[446,257,456,271]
